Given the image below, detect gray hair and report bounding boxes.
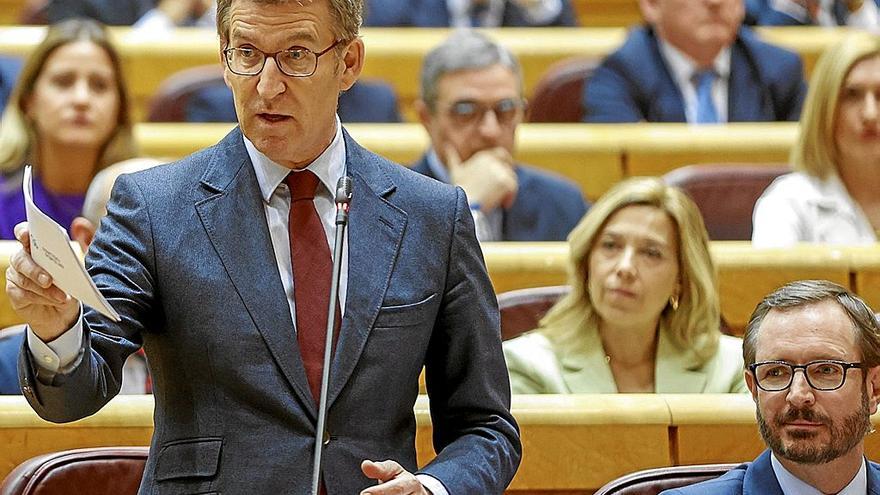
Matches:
[743,280,880,368]
[81,158,163,224]
[419,29,522,111]
[216,0,363,44]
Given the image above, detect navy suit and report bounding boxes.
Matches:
[661,450,880,494]
[0,56,22,113]
[0,329,23,395]
[186,80,402,123]
[46,0,154,25]
[365,0,578,26]
[412,154,588,241]
[582,26,807,123]
[746,0,880,25]
[18,127,521,494]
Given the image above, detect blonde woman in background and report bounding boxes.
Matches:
[0,18,136,240]
[752,33,880,247]
[504,177,746,394]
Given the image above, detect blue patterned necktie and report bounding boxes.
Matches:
[693,69,719,124]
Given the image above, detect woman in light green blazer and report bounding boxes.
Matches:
[504,177,747,394]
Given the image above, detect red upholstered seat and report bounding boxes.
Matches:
[527,57,598,122]
[498,285,570,341]
[147,64,225,122]
[594,463,741,495]
[663,164,789,241]
[0,447,148,495]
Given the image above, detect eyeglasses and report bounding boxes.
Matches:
[223,40,343,77]
[442,98,525,126]
[749,360,864,392]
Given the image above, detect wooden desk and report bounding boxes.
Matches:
[0,394,672,492]
[0,26,842,122]
[572,0,643,27]
[0,0,24,25]
[134,122,797,202]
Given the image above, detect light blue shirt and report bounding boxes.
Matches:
[771,452,867,495]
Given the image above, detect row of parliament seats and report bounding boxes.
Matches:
[4,240,880,336]
[131,121,798,202]
[0,26,852,121]
[2,394,880,493]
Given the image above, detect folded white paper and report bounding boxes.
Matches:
[23,166,120,322]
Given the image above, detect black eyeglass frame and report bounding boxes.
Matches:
[748,359,864,392]
[222,39,344,78]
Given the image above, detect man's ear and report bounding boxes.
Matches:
[745,369,759,403]
[70,217,96,253]
[414,99,433,129]
[338,38,365,92]
[865,365,880,415]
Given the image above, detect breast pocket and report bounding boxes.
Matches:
[153,437,223,495]
[373,293,437,328]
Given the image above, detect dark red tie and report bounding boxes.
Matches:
[285,170,340,405]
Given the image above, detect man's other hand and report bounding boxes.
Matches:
[360,459,430,495]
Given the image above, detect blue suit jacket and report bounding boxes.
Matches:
[0,330,23,395]
[582,26,807,123]
[746,0,880,25]
[46,0,154,25]
[186,79,403,123]
[0,56,22,113]
[662,450,880,494]
[365,0,578,26]
[412,154,588,241]
[18,128,521,494]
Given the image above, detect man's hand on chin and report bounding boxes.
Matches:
[360,459,431,495]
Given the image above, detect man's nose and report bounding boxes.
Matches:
[476,108,503,140]
[786,369,816,407]
[256,56,286,98]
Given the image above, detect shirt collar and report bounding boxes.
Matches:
[771,452,867,495]
[245,117,346,203]
[658,39,732,86]
[425,148,451,184]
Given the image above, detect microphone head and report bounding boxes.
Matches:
[335,176,353,204]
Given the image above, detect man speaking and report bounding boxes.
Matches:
[4,1,522,493]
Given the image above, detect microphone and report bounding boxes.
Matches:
[311,176,352,495]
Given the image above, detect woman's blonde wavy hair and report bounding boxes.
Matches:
[0,18,136,175]
[792,32,880,180]
[539,177,721,365]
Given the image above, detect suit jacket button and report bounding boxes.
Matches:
[323,430,330,445]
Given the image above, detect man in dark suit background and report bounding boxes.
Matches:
[0,56,22,113]
[364,0,578,27]
[663,280,880,494]
[5,0,521,493]
[413,30,588,242]
[582,0,807,123]
[746,0,880,29]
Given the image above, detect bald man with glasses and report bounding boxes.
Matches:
[412,29,588,242]
[663,279,880,495]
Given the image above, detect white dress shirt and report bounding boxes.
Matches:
[657,40,732,124]
[769,0,880,31]
[752,172,877,247]
[771,452,867,495]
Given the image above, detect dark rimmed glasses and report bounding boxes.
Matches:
[223,40,343,77]
[749,360,864,391]
[443,97,526,126]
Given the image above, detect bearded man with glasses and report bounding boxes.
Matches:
[412,30,588,242]
[662,279,880,495]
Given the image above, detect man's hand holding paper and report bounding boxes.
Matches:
[5,166,119,342]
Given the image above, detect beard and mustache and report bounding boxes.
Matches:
[757,388,873,464]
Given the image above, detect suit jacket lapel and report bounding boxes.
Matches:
[644,29,688,122]
[743,450,784,495]
[194,128,317,418]
[728,35,769,122]
[559,325,618,393]
[654,330,707,393]
[326,131,407,406]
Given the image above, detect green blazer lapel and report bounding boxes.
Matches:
[655,330,707,393]
[559,325,618,393]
